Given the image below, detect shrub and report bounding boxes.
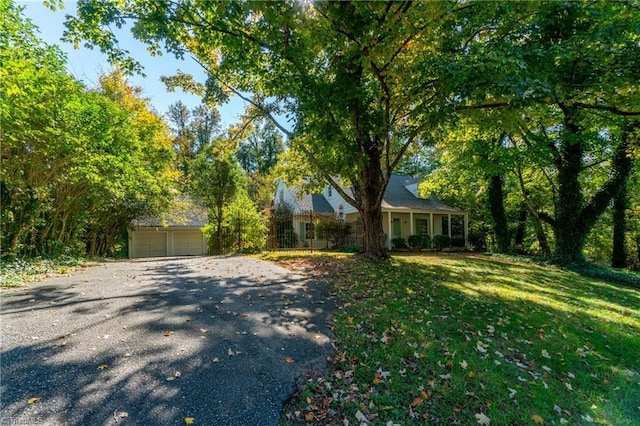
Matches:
[432,235,451,251]
[451,237,466,248]
[408,234,432,250]
[391,237,407,249]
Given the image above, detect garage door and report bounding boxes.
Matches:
[173,231,204,256]
[131,232,167,258]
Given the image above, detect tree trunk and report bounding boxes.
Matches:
[532,217,551,258]
[552,109,633,265]
[611,159,629,269]
[487,174,510,252]
[513,206,527,248]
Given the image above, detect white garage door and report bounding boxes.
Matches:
[131,232,167,258]
[173,231,204,256]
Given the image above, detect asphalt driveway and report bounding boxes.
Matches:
[0,256,336,426]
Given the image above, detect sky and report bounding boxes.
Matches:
[17,0,246,126]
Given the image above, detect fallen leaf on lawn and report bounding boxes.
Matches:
[27,397,40,404]
[439,373,451,380]
[459,360,468,370]
[355,410,368,422]
[184,417,195,425]
[376,368,390,379]
[304,412,314,421]
[373,376,381,385]
[164,331,174,337]
[554,404,562,414]
[284,356,295,363]
[581,414,594,423]
[560,419,568,424]
[98,364,108,370]
[475,412,490,425]
[508,388,517,399]
[541,349,551,359]
[564,382,573,391]
[411,397,423,407]
[567,372,575,379]
[532,414,544,424]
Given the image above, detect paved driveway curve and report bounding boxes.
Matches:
[1,256,336,426]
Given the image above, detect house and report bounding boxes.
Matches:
[273,174,468,250]
[128,197,209,258]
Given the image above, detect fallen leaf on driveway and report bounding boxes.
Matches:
[27,397,40,404]
[164,331,174,337]
[184,417,195,425]
[284,356,295,363]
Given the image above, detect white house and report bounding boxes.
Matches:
[274,174,468,250]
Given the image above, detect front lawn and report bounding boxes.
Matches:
[262,252,640,425]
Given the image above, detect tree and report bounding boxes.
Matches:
[63,0,471,260]
[191,144,244,254]
[234,117,285,210]
[0,1,175,258]
[166,101,220,189]
[446,1,640,264]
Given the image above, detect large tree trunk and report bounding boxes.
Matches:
[551,108,633,265]
[354,149,389,260]
[487,174,510,252]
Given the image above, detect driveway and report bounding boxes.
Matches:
[0,256,336,426]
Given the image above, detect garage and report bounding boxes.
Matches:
[128,197,208,258]
[130,231,168,258]
[129,227,207,258]
[173,231,206,256]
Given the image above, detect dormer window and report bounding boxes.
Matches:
[328,186,332,197]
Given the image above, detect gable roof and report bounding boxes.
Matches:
[277,174,462,214]
[133,196,208,227]
[382,174,461,212]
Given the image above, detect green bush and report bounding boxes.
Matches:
[391,237,407,249]
[432,235,451,251]
[451,237,466,248]
[408,234,432,250]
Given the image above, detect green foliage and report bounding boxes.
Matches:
[391,237,407,250]
[0,255,84,288]
[0,5,174,258]
[191,146,245,254]
[222,190,268,253]
[432,235,451,251]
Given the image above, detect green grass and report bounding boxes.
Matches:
[260,252,640,425]
[0,255,86,288]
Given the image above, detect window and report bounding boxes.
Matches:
[442,216,449,235]
[416,218,429,235]
[328,186,332,197]
[305,222,315,239]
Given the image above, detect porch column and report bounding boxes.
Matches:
[429,213,434,238]
[387,211,392,249]
[410,211,414,236]
[448,213,452,238]
[464,213,469,247]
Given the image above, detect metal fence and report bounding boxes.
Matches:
[265,210,363,252]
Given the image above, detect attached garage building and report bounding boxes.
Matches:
[128,197,208,258]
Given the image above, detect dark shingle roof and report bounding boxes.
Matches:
[382,174,461,212]
[133,196,208,227]
[289,187,335,213]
